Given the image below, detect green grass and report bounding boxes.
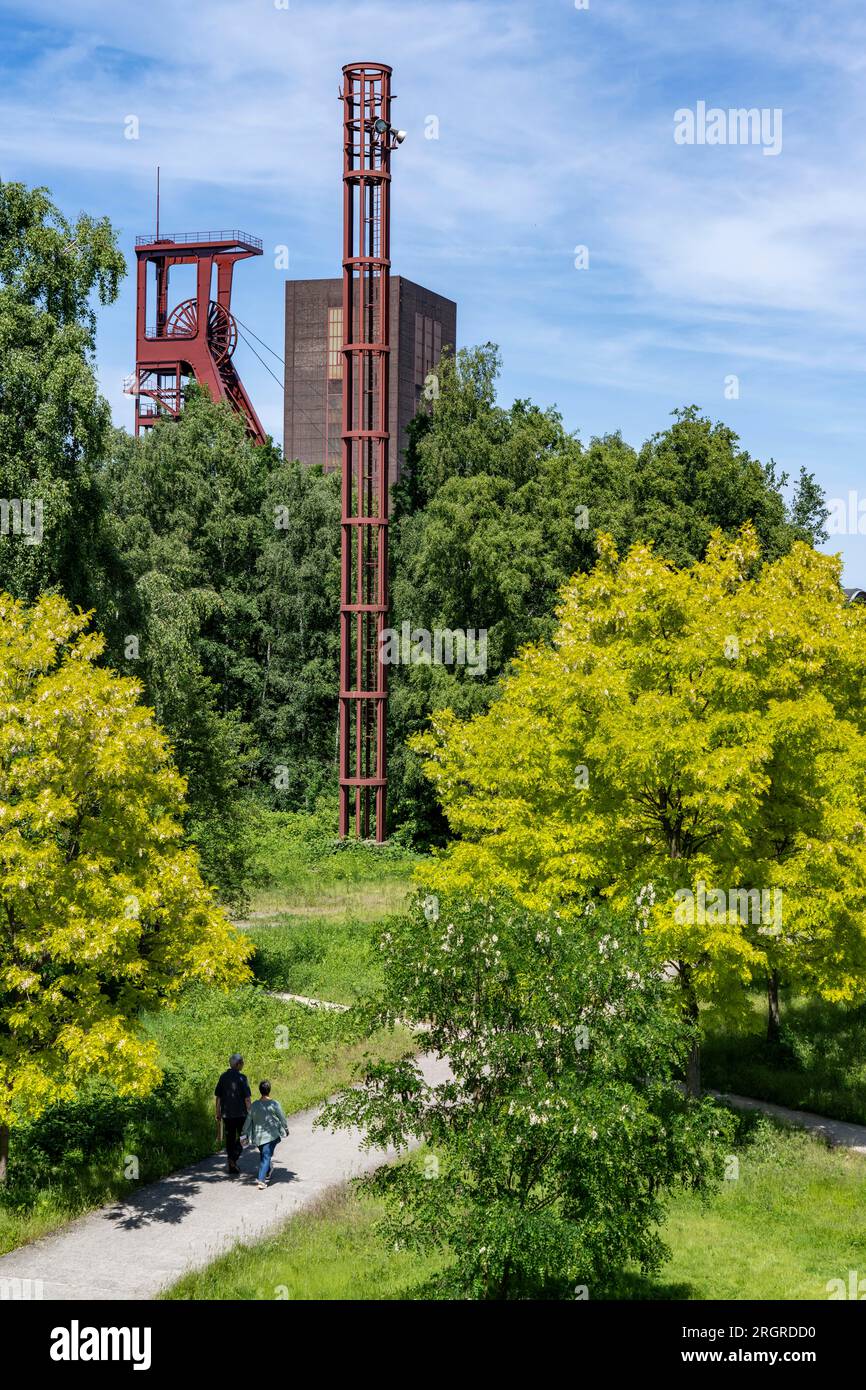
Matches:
[162,1184,444,1301]
[702,992,866,1124]
[623,1111,866,1300]
[247,878,411,922]
[246,914,387,1004]
[239,803,419,1004]
[245,804,419,916]
[164,1114,866,1301]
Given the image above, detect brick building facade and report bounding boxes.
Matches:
[283,276,456,484]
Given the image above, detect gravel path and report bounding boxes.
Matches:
[709,1090,866,1157]
[0,1052,451,1301]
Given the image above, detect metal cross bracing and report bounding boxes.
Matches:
[338,61,401,841]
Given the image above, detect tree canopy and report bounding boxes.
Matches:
[99,390,341,896]
[412,527,866,1076]
[0,591,251,1174]
[388,346,827,841]
[0,180,124,610]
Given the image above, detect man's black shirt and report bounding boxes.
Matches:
[214,1068,251,1119]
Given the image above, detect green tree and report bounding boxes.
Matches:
[388,350,826,842]
[412,528,866,1087]
[0,592,252,1180]
[628,405,827,565]
[320,892,731,1299]
[100,395,269,903]
[0,180,124,609]
[256,451,341,805]
[100,392,342,887]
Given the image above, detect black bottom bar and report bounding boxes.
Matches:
[8,1296,859,1376]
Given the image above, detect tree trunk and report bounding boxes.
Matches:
[686,1039,701,1097]
[766,970,781,1044]
[0,1123,9,1185]
[680,961,701,1096]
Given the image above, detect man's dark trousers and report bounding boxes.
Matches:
[224,1117,245,1167]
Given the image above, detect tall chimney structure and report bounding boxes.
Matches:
[338,62,403,840]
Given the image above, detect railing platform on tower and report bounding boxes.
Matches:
[134,230,263,251]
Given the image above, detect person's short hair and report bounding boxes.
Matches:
[259,1080,271,1096]
[229,1053,244,1068]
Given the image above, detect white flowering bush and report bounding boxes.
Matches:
[319,891,733,1299]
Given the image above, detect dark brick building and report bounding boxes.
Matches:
[283,276,457,484]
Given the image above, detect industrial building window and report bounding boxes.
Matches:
[327,306,343,379]
[415,311,443,420]
[414,312,442,388]
[326,395,341,469]
[324,306,343,470]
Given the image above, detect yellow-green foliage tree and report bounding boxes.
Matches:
[413,527,866,1086]
[0,593,252,1177]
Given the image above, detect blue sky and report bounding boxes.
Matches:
[2,0,866,579]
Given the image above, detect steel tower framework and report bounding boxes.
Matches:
[131,230,266,444]
[338,62,399,840]
[340,62,405,834]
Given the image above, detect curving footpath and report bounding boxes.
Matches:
[708,1090,866,1157]
[0,1051,451,1301]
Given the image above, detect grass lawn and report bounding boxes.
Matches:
[623,1111,866,1300]
[247,879,410,923]
[246,914,389,1005]
[245,805,418,917]
[238,804,416,1004]
[164,1113,866,1301]
[702,992,866,1125]
[239,805,417,1004]
[163,1184,444,1301]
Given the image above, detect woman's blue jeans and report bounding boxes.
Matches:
[257,1139,278,1183]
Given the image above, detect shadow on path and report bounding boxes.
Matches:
[103,1153,301,1230]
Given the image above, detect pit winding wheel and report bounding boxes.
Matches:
[165,298,238,365]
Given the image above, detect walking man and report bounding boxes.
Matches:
[214,1053,251,1175]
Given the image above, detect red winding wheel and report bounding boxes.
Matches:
[165,298,238,365]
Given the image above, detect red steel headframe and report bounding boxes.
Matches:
[338,62,397,841]
[132,230,266,444]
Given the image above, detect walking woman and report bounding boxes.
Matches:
[241,1080,289,1189]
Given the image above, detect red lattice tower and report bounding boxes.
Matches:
[338,62,404,840]
[131,229,266,443]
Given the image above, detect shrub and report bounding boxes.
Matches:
[320,892,733,1299]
